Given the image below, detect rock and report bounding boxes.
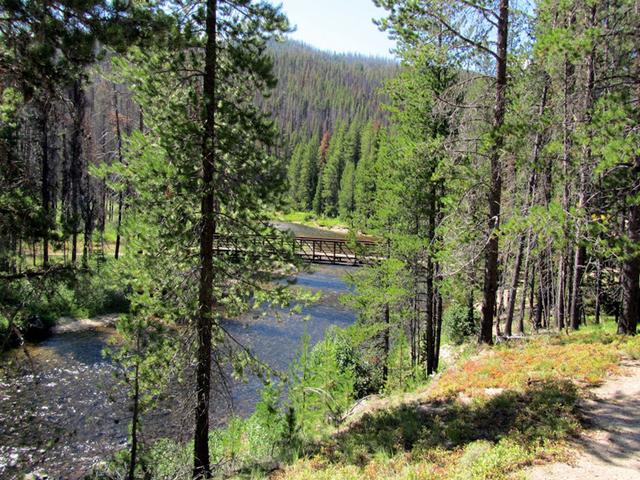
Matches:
[23,315,51,342]
[24,470,49,480]
[484,387,504,397]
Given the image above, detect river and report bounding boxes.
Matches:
[0,224,358,479]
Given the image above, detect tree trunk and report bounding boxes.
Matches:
[128,336,141,480]
[194,0,217,477]
[619,200,640,335]
[570,7,595,330]
[569,245,586,330]
[504,241,523,337]
[619,22,640,335]
[517,231,533,334]
[424,258,435,374]
[480,0,509,344]
[70,81,85,265]
[83,186,93,268]
[113,84,125,260]
[433,270,443,371]
[595,259,602,324]
[382,303,390,383]
[40,103,50,267]
[505,78,548,335]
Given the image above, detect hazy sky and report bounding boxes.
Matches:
[275,0,397,58]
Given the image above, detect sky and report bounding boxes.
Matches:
[275,0,397,58]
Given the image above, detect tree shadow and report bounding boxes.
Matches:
[315,379,581,467]
[575,388,640,468]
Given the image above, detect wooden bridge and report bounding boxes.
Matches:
[212,235,379,266]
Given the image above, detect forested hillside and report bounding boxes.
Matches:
[262,40,397,150]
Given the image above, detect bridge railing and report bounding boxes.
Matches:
[212,234,379,266]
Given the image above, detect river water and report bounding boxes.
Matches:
[0,224,358,479]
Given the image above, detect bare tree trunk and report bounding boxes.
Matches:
[557,55,574,331]
[434,283,443,371]
[619,200,640,335]
[83,185,93,268]
[569,245,586,329]
[595,258,602,324]
[382,303,390,383]
[424,257,435,374]
[480,0,509,344]
[70,81,85,265]
[505,78,548,335]
[128,334,141,480]
[505,242,523,337]
[113,84,125,260]
[424,189,440,374]
[411,260,419,369]
[40,102,50,267]
[517,231,533,334]
[194,0,217,477]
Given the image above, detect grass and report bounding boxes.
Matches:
[270,210,349,231]
[273,323,640,480]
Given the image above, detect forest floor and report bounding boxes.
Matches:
[525,359,640,480]
[274,325,640,480]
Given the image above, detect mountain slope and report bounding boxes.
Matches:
[263,40,398,152]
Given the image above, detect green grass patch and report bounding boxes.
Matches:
[271,210,349,230]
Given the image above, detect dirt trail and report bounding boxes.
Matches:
[527,360,640,480]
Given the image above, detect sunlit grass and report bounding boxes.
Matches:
[270,210,349,230]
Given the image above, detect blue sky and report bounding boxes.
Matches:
[275,0,397,58]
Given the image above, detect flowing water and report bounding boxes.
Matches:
[0,224,357,479]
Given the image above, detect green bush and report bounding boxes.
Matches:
[444,303,479,345]
[289,328,356,439]
[334,333,383,397]
[74,266,129,316]
[0,262,130,349]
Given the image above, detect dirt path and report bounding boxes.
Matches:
[526,360,640,480]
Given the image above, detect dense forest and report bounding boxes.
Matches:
[262,40,397,152]
[1,0,640,479]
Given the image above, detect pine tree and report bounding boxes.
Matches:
[298,136,320,210]
[354,121,381,224]
[320,122,347,217]
[338,158,356,219]
[287,143,305,207]
[377,0,512,345]
[313,131,332,214]
[113,1,290,477]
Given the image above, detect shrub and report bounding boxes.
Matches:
[289,329,356,438]
[444,303,479,345]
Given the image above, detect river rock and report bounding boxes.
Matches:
[24,470,48,480]
[22,315,51,342]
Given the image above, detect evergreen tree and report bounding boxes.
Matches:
[287,143,305,207]
[354,120,381,224]
[377,0,512,344]
[320,122,347,217]
[114,1,291,477]
[298,135,320,210]
[338,158,356,219]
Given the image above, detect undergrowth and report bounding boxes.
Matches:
[92,323,640,479]
[274,325,639,480]
[0,259,129,347]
